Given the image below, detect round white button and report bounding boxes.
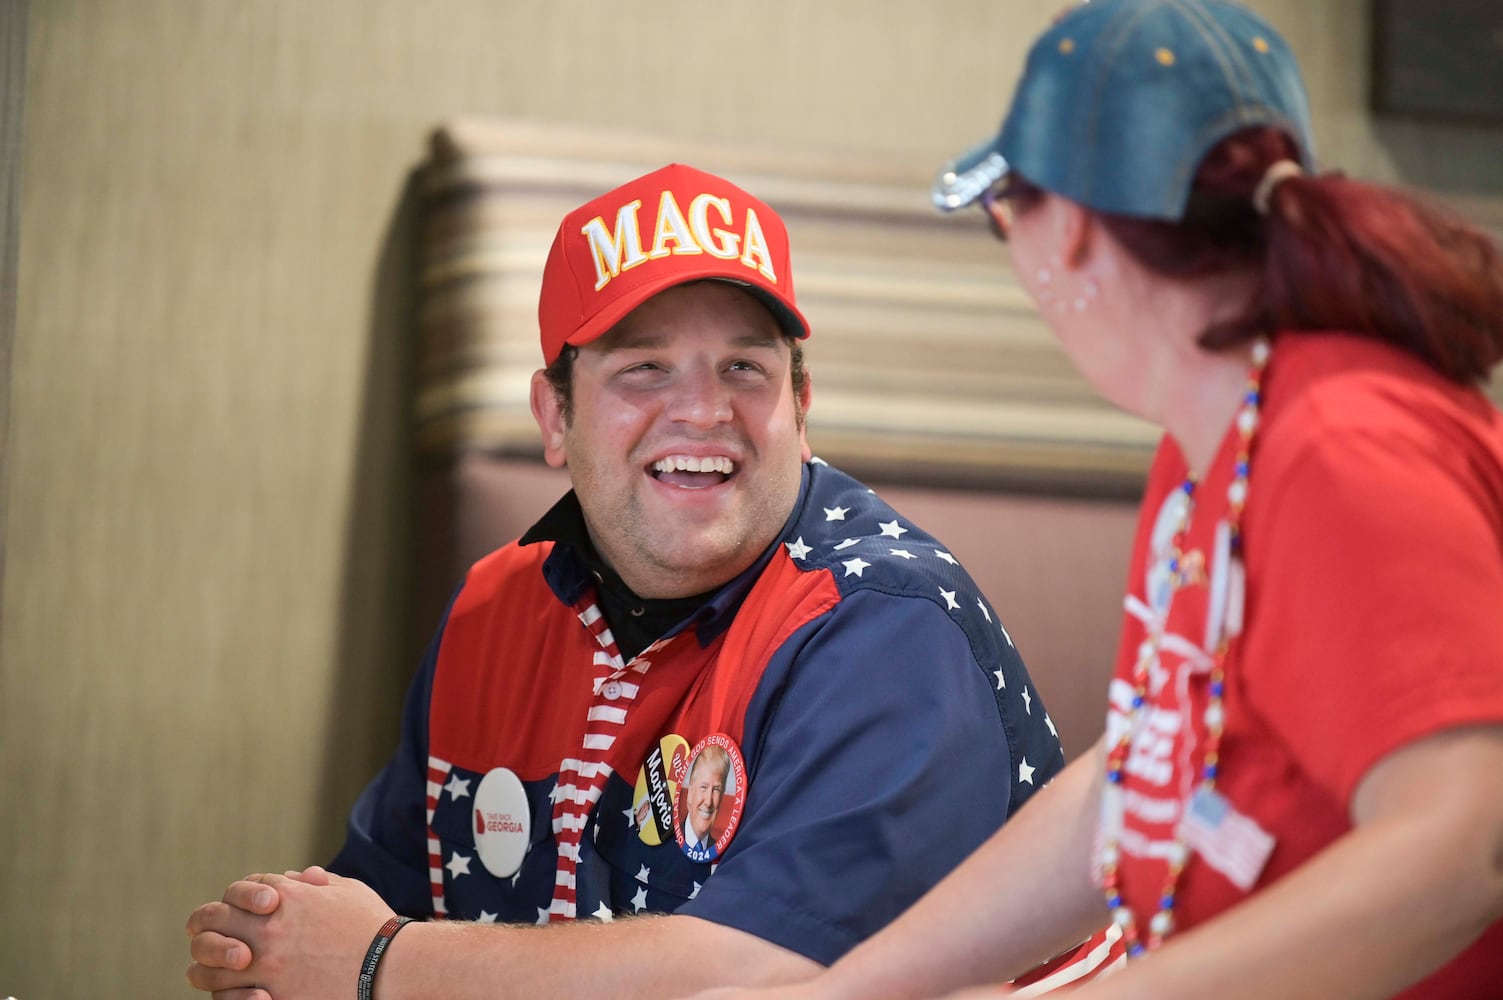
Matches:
[473,767,530,878]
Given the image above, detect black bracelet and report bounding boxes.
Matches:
[356,915,415,1000]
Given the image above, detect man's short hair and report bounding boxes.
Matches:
[687,743,732,785]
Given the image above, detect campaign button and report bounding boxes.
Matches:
[674,733,747,864]
[472,767,530,878]
[632,734,689,847]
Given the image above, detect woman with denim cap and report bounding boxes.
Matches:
[696,1,1503,998]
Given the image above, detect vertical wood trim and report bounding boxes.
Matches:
[0,0,30,622]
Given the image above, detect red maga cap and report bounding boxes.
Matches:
[537,163,812,364]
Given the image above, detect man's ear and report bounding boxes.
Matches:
[796,368,814,462]
[530,370,568,468]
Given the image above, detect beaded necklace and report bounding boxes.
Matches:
[1098,336,1271,958]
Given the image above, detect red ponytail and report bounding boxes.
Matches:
[1095,128,1503,383]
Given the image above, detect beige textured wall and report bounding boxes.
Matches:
[3,2,1498,997]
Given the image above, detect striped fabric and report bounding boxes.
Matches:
[1011,924,1127,995]
[545,600,662,921]
[424,757,452,916]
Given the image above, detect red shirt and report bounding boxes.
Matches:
[1107,333,1503,996]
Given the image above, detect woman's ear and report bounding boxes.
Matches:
[1056,196,1094,270]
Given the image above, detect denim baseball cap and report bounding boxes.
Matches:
[933,0,1316,221]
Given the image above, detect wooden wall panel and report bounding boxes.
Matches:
[413,120,1159,495]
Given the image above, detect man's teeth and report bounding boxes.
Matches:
[653,456,735,475]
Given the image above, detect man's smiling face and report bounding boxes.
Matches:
[531,280,812,599]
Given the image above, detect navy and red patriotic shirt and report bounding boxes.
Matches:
[330,459,1064,965]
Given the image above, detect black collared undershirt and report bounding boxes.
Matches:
[520,492,716,662]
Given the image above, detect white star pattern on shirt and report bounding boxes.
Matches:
[771,490,1036,801]
[1046,713,1058,738]
[445,851,472,879]
[622,805,637,828]
[635,864,651,883]
[593,902,614,922]
[478,910,498,923]
[632,885,649,913]
[535,907,550,925]
[444,775,471,799]
[843,557,871,578]
[690,881,702,899]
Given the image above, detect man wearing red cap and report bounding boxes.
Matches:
[185,164,1065,999]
